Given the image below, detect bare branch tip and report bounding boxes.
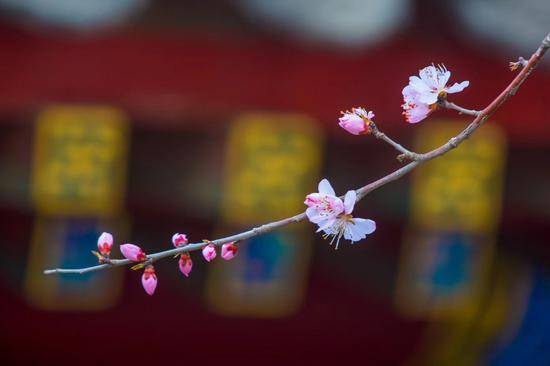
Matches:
[510,57,528,71]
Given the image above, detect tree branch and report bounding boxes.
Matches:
[44,31,550,276]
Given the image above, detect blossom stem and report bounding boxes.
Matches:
[439,100,480,116]
[44,31,550,276]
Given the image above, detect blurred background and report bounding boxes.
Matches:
[0,0,549,365]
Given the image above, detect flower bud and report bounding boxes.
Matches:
[141,265,157,296]
[97,232,113,256]
[178,253,193,277]
[172,233,188,247]
[202,244,217,262]
[120,243,146,262]
[221,242,238,261]
[339,112,367,135]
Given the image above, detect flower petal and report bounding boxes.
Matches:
[422,66,444,89]
[318,178,335,196]
[343,190,356,214]
[440,69,451,88]
[404,102,431,124]
[446,80,469,94]
[354,218,376,235]
[316,217,336,233]
[343,218,376,243]
[408,75,430,93]
[418,91,439,105]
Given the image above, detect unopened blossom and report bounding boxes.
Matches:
[402,64,469,123]
[172,233,188,247]
[316,190,376,249]
[202,244,217,262]
[338,107,375,135]
[97,232,113,256]
[178,253,193,277]
[304,178,345,225]
[141,265,157,296]
[120,243,147,262]
[221,242,238,261]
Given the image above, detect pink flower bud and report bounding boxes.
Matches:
[339,112,367,135]
[172,233,188,247]
[141,265,157,296]
[178,253,193,277]
[202,244,217,262]
[120,243,146,262]
[221,242,238,261]
[97,232,113,256]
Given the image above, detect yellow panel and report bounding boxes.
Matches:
[221,114,323,225]
[207,113,323,317]
[410,122,505,232]
[395,121,506,320]
[32,105,129,217]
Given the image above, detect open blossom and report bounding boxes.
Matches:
[141,265,157,296]
[202,244,217,262]
[172,233,188,247]
[221,242,238,261]
[338,107,375,135]
[120,243,146,262]
[178,253,193,277]
[304,179,344,224]
[316,190,376,249]
[402,64,469,123]
[97,232,113,256]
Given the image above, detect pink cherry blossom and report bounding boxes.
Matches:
[141,265,157,296]
[402,64,469,123]
[304,178,345,225]
[202,244,217,262]
[120,243,146,262]
[221,242,238,261]
[338,107,375,135]
[316,190,376,249]
[178,253,193,277]
[97,232,113,256]
[172,233,188,247]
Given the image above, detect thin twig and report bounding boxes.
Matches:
[44,31,550,276]
[369,122,421,161]
[440,100,480,116]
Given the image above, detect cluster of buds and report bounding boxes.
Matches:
[90,231,239,296]
[201,241,238,262]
